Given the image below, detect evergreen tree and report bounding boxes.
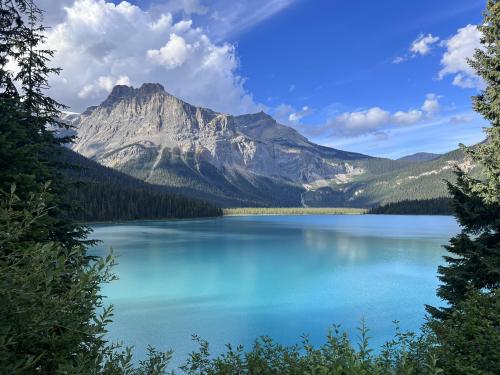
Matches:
[427,0,500,319]
[0,186,173,373]
[435,291,499,375]
[0,0,88,248]
[0,0,28,97]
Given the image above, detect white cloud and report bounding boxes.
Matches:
[439,24,483,88]
[78,75,130,99]
[147,33,191,69]
[289,106,311,123]
[421,93,440,114]
[325,94,441,137]
[328,107,391,136]
[393,109,423,124]
[273,103,312,125]
[410,34,440,55]
[38,0,75,24]
[43,0,260,114]
[393,33,439,63]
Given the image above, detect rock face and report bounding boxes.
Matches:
[70,83,471,207]
[70,83,371,206]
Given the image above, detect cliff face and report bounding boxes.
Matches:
[70,83,370,206]
[70,83,468,208]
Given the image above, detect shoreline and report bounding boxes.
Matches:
[82,209,453,225]
[223,207,367,216]
[82,208,366,224]
[81,215,223,225]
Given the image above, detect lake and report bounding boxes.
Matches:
[90,214,459,366]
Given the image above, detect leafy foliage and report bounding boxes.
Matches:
[0,186,172,373]
[178,324,442,375]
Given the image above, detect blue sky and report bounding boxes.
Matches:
[231,0,486,157]
[43,0,487,158]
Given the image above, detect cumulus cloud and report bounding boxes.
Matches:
[42,0,260,114]
[421,93,440,114]
[289,106,312,123]
[324,94,440,137]
[392,109,423,125]
[78,75,131,99]
[393,25,483,89]
[393,33,439,63]
[410,33,440,55]
[147,33,191,69]
[38,0,75,24]
[438,24,483,88]
[273,103,312,125]
[330,107,391,136]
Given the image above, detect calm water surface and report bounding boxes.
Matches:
[90,215,458,365]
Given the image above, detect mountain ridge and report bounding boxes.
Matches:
[397,152,441,162]
[67,83,474,207]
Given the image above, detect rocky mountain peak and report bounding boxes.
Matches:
[101,83,171,108]
[104,85,133,104]
[71,82,377,204]
[138,82,166,94]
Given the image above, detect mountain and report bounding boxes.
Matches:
[68,83,476,208]
[397,152,441,162]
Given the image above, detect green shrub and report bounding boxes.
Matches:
[0,186,172,374]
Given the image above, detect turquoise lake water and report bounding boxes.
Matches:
[90,215,459,366]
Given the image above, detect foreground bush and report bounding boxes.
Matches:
[179,323,442,375]
[0,186,172,374]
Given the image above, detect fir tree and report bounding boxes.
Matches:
[0,0,88,248]
[427,0,500,319]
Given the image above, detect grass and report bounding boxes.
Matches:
[223,207,367,216]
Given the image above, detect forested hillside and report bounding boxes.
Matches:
[66,80,481,209]
[397,152,441,162]
[368,198,453,215]
[302,147,476,207]
[58,148,222,221]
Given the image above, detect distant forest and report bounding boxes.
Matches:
[61,147,455,220]
[368,198,453,215]
[58,148,222,221]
